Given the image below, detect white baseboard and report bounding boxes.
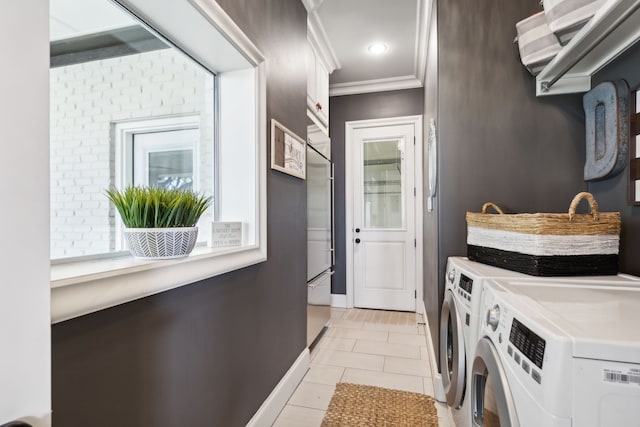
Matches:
[420,299,445,403]
[246,348,310,427]
[330,293,347,308]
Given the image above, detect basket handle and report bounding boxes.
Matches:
[481,202,504,214]
[568,192,600,221]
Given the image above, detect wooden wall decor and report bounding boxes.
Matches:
[271,119,306,180]
[628,89,640,205]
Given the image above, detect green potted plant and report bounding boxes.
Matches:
[106,185,212,259]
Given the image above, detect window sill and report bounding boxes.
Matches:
[50,245,266,324]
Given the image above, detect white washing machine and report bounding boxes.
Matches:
[440,257,530,427]
[471,279,640,427]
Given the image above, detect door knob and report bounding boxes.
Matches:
[355,228,360,233]
[355,238,361,244]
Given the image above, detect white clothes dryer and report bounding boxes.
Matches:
[531,272,640,286]
[471,279,640,427]
[440,257,530,427]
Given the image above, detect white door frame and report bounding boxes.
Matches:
[345,115,424,313]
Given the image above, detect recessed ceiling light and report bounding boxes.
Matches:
[367,43,387,55]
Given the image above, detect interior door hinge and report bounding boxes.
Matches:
[414,238,417,248]
[414,187,416,197]
[414,290,417,298]
[413,136,416,145]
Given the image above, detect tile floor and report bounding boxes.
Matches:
[272,308,454,427]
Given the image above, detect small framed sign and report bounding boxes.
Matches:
[271,119,306,179]
[209,222,246,248]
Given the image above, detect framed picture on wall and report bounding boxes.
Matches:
[271,119,306,180]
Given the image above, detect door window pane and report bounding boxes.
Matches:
[362,139,404,229]
[148,150,194,190]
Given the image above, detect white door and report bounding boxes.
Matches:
[352,123,416,311]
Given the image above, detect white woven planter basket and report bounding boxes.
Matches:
[124,227,199,259]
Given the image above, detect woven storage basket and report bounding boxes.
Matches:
[466,192,620,276]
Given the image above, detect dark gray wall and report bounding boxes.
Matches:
[329,89,425,295]
[51,1,308,426]
[424,0,587,365]
[590,41,640,276]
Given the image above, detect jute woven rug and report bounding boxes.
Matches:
[321,383,439,427]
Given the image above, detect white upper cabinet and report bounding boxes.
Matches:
[536,0,640,96]
[307,120,331,159]
[303,3,339,133]
[307,40,330,129]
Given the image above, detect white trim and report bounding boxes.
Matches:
[414,0,431,85]
[345,120,354,309]
[414,118,424,315]
[331,293,348,308]
[345,115,424,311]
[246,348,310,427]
[330,75,422,97]
[51,245,267,323]
[115,0,251,73]
[257,61,268,260]
[420,299,446,403]
[187,0,265,66]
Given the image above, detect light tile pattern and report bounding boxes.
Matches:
[273,308,454,427]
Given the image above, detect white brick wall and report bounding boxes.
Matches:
[50,49,214,259]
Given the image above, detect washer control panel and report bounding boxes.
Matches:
[457,273,473,302]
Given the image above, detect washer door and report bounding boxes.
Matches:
[471,338,520,427]
[440,290,465,408]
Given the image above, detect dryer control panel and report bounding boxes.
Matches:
[510,317,546,369]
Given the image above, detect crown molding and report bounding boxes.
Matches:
[307,11,340,72]
[414,0,430,85]
[329,75,422,97]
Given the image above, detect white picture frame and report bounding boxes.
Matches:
[271,119,306,179]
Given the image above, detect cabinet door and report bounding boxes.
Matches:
[307,42,317,109]
[306,41,329,128]
[315,59,329,126]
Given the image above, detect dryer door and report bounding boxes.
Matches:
[471,338,520,427]
[440,290,465,408]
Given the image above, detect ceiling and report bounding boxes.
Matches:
[50,0,135,41]
[304,0,430,96]
[51,0,430,96]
